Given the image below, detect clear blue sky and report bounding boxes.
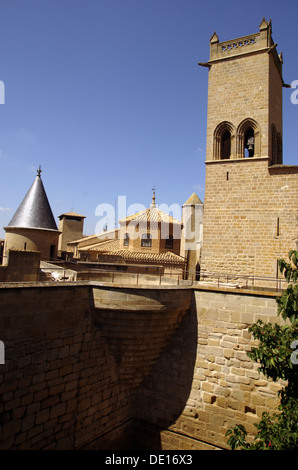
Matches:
[0,0,297,237]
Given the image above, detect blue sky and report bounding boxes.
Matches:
[0,0,297,238]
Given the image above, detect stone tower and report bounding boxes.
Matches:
[58,211,85,258]
[180,193,203,279]
[199,19,298,280]
[3,168,60,261]
[204,18,283,165]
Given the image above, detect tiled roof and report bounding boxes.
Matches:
[58,211,86,219]
[85,238,120,252]
[116,250,186,265]
[119,207,182,225]
[79,238,185,265]
[67,228,119,245]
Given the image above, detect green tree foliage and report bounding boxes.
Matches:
[226,251,298,450]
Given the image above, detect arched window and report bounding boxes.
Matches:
[244,127,255,158]
[123,232,129,246]
[221,130,231,159]
[237,118,261,159]
[141,233,151,248]
[213,121,235,160]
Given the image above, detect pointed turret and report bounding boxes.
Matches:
[183,192,203,207]
[3,167,60,261]
[180,192,204,280]
[7,167,58,231]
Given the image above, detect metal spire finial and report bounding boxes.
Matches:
[37,165,42,177]
[151,186,156,208]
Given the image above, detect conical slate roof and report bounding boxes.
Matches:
[7,171,58,231]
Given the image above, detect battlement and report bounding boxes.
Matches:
[207,18,282,77]
[211,32,261,59]
[210,31,259,60]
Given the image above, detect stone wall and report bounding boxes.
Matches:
[119,220,181,256]
[0,283,132,449]
[0,280,286,450]
[58,216,84,254]
[200,20,298,280]
[201,159,298,279]
[134,285,284,449]
[205,20,282,163]
[0,250,40,282]
[206,52,273,161]
[0,282,191,449]
[76,270,181,284]
[4,227,60,260]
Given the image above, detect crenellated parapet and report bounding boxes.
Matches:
[206,18,283,78]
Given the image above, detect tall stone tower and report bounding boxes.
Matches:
[57,212,85,258]
[180,193,203,279]
[199,19,298,280]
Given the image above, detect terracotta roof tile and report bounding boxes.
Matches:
[58,211,85,219]
[67,229,119,245]
[81,239,185,265]
[119,207,181,225]
[116,250,186,265]
[86,239,120,252]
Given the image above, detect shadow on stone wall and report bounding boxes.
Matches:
[89,285,195,450]
[132,296,197,449]
[90,286,192,391]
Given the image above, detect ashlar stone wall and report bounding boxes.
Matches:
[201,159,298,278]
[0,281,288,450]
[0,283,133,449]
[134,286,285,450]
[0,282,191,450]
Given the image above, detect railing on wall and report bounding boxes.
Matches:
[197,270,288,291]
[0,263,289,292]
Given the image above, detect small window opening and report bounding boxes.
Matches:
[24,242,27,250]
[221,130,231,159]
[123,232,129,246]
[165,235,173,249]
[272,126,277,163]
[276,133,282,164]
[244,128,254,158]
[277,217,280,237]
[141,233,152,248]
[50,245,56,259]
